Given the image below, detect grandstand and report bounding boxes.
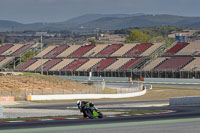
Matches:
[0,43,33,70]
[15,43,164,76]
[4,39,200,79]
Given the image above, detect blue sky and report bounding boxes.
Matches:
[0,0,200,23]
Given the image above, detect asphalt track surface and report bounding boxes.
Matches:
[2,101,200,131]
[1,82,200,132]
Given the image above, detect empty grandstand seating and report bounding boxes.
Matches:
[183,57,200,71]
[0,57,14,68]
[50,59,74,71]
[111,44,137,57]
[2,44,24,55]
[42,59,62,71]
[57,45,81,57]
[176,42,200,56]
[70,44,95,57]
[90,58,117,71]
[95,44,123,57]
[119,58,145,71]
[83,44,108,57]
[163,42,189,56]
[16,59,37,71]
[140,43,163,56]
[25,59,49,71]
[62,59,89,71]
[106,58,132,71]
[142,58,167,71]
[154,57,193,71]
[0,57,5,62]
[0,44,14,55]
[43,45,69,58]
[11,44,32,56]
[35,45,57,58]
[124,43,153,57]
[77,58,102,71]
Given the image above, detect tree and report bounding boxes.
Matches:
[0,39,2,45]
[126,30,151,43]
[88,39,96,44]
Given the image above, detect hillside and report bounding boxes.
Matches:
[1,14,200,32]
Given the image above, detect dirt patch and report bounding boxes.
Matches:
[0,75,97,100]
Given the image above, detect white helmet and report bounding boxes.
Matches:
[77,100,81,105]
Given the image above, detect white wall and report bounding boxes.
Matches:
[28,89,146,101]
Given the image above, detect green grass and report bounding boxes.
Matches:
[22,72,40,76]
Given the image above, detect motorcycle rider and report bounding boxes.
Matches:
[77,100,94,117]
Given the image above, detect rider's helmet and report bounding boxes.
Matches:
[77,100,81,106]
[89,102,94,107]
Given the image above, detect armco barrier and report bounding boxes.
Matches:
[170,96,200,106]
[28,89,146,101]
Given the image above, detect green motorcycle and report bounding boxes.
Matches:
[84,103,103,119]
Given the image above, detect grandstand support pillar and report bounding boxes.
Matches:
[20,54,22,65]
[40,35,43,75]
[13,58,16,70]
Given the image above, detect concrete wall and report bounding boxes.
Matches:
[28,89,146,101]
[144,78,200,84]
[170,96,200,106]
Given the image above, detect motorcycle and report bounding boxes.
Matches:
[82,103,103,119]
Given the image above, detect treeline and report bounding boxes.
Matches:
[114,26,184,37]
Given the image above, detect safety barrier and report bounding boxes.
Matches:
[170,96,200,106]
[28,89,146,101]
